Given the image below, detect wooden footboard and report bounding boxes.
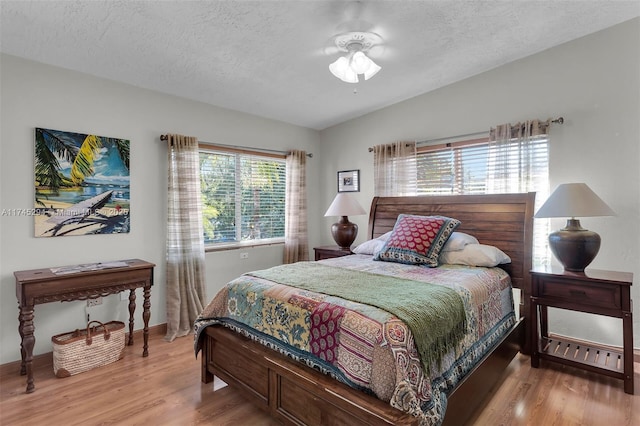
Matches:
[201,319,523,425]
[202,325,418,425]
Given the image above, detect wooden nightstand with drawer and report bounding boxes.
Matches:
[530,266,634,394]
[313,246,353,261]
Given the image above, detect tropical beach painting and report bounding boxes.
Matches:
[34,127,130,237]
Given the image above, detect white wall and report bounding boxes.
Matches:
[319,18,640,348]
[0,54,321,364]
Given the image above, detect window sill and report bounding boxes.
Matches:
[205,238,285,253]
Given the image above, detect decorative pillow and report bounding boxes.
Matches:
[352,231,392,255]
[441,232,479,252]
[374,214,461,266]
[439,244,511,267]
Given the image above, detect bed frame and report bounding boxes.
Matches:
[200,193,535,425]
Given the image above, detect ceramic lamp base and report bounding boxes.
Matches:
[549,219,601,272]
[331,216,358,249]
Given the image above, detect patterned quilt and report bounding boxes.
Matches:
[195,255,516,425]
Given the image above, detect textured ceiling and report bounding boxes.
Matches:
[1,1,639,130]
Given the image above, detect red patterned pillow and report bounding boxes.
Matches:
[374,214,461,266]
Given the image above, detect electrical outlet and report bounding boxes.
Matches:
[240,252,249,259]
[86,297,102,307]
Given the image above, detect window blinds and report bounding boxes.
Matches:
[415,136,550,266]
[199,150,286,244]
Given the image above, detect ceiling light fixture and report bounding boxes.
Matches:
[329,31,383,83]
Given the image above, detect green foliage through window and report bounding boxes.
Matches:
[200,149,285,245]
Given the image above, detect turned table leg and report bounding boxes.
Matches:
[142,284,151,357]
[18,304,36,393]
[127,289,136,346]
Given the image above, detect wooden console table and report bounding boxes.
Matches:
[14,258,155,393]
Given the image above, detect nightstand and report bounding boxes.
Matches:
[314,246,353,261]
[530,266,634,394]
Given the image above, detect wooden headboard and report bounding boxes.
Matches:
[367,193,535,296]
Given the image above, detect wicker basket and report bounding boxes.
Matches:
[52,320,125,378]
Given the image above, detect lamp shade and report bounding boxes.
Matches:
[329,56,358,83]
[535,183,614,272]
[324,193,366,249]
[329,51,381,83]
[350,51,371,74]
[534,183,615,218]
[363,60,381,80]
[324,193,366,217]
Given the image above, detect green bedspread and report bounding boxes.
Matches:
[249,261,467,373]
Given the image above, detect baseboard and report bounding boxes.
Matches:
[0,323,168,376]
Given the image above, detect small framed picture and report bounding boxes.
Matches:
[338,170,360,192]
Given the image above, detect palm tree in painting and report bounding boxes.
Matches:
[35,128,129,194]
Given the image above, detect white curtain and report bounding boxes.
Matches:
[165,134,206,342]
[488,120,549,193]
[488,120,551,266]
[372,141,417,196]
[284,150,309,263]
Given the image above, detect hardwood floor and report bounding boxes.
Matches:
[1,329,638,425]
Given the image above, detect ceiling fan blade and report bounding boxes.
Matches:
[366,44,386,58]
[323,45,342,56]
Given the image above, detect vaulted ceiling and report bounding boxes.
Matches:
[1,1,638,130]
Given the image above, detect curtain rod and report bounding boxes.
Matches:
[160,135,313,158]
[367,117,564,152]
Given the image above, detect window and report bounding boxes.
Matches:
[415,136,550,266]
[416,139,491,195]
[200,148,286,247]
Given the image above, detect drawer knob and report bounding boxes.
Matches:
[569,289,588,298]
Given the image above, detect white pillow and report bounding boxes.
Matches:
[442,232,479,252]
[352,231,392,255]
[439,244,511,267]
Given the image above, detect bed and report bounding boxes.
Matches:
[195,193,535,425]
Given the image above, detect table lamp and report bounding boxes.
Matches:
[324,193,366,249]
[534,183,615,272]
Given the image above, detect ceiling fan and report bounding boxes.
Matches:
[324,2,386,83]
[327,31,384,83]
